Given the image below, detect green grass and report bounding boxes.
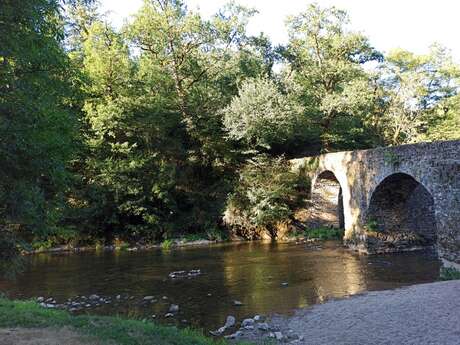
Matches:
[440,267,460,281]
[0,298,253,345]
[304,227,344,240]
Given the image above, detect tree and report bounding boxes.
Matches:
[284,4,382,151]
[376,45,460,145]
[222,78,302,151]
[0,0,78,236]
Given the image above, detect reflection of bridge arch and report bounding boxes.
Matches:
[291,140,460,267]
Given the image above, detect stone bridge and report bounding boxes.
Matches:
[291,140,460,268]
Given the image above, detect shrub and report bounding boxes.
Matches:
[161,239,174,250]
[224,155,310,239]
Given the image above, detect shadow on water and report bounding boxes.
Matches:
[0,241,441,331]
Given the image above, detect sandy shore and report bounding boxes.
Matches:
[238,280,460,344]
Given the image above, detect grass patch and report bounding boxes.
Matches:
[304,227,344,240]
[0,298,255,345]
[440,267,460,281]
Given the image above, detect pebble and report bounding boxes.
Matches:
[254,314,264,321]
[224,315,236,328]
[143,296,155,301]
[233,300,243,306]
[164,313,174,318]
[281,282,289,287]
[224,331,243,339]
[40,303,55,309]
[168,304,179,313]
[241,318,255,327]
[275,331,284,340]
[209,315,236,336]
[257,322,270,331]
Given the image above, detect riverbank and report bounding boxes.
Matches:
[0,298,254,345]
[22,233,324,255]
[23,238,229,255]
[234,280,460,344]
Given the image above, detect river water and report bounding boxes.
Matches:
[0,241,441,331]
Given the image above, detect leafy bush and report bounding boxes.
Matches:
[161,239,174,250]
[224,155,310,239]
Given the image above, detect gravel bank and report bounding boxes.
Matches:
[240,280,460,345]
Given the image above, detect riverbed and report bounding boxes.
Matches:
[0,241,441,332]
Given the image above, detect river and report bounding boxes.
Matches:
[0,241,441,332]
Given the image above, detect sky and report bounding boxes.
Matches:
[99,0,460,62]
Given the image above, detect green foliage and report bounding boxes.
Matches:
[366,218,379,232]
[284,3,383,151]
[161,239,174,250]
[224,155,310,239]
[440,267,460,281]
[304,227,344,240]
[223,78,303,150]
[377,45,460,145]
[0,0,78,237]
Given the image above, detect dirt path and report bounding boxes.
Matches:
[240,280,460,344]
[0,327,105,345]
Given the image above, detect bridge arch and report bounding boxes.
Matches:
[309,170,345,230]
[365,172,437,246]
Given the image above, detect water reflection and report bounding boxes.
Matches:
[0,241,440,331]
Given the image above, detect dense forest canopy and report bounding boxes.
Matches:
[1,0,459,267]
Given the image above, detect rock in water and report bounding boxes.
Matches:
[209,315,236,336]
[168,304,179,313]
[233,300,243,306]
[224,315,236,328]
